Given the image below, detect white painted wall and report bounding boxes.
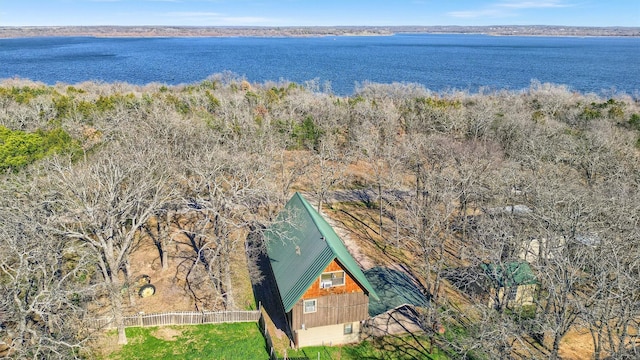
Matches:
[295,322,360,348]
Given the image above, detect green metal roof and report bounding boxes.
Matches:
[265,192,379,312]
[480,262,537,287]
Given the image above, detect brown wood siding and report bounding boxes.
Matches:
[301,259,364,300]
[290,292,369,330]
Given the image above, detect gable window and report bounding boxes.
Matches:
[303,299,317,313]
[320,271,345,288]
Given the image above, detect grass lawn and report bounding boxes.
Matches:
[105,322,268,360]
[285,335,450,360]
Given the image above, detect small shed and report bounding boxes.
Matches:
[363,266,430,337]
[481,262,537,308]
[364,266,430,317]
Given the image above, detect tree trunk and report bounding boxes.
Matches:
[161,210,174,271]
[223,252,235,310]
[378,182,383,239]
[592,332,601,360]
[161,238,169,271]
[124,260,136,306]
[550,333,561,360]
[111,281,127,345]
[115,315,127,345]
[394,204,399,247]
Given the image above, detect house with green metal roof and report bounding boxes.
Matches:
[265,192,379,348]
[481,261,537,309]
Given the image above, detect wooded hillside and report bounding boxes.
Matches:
[0,76,638,359]
[2,25,639,38]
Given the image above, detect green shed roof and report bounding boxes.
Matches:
[265,192,378,312]
[480,262,537,287]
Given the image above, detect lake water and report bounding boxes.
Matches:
[0,34,638,95]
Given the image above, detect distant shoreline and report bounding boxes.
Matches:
[1,25,639,39]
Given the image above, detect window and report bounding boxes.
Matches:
[507,286,518,301]
[303,299,317,313]
[343,323,353,335]
[320,271,345,288]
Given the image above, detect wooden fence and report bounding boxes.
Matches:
[89,308,293,359]
[257,312,279,360]
[88,310,260,329]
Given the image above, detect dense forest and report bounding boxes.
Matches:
[0,75,639,359]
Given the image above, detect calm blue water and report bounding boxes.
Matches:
[0,34,638,95]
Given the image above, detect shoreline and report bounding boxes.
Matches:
[1,25,639,39]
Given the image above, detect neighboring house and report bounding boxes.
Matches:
[519,234,601,263]
[518,237,563,263]
[481,262,537,309]
[265,192,379,348]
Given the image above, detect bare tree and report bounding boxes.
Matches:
[0,174,94,358]
[579,181,640,359]
[312,134,352,212]
[527,174,600,359]
[351,99,405,241]
[175,134,278,310]
[46,144,171,345]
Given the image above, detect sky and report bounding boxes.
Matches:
[1,0,638,27]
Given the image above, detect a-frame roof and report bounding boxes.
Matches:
[265,192,378,312]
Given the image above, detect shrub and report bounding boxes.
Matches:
[579,107,601,121]
[292,116,324,150]
[0,126,81,172]
[0,86,51,104]
[629,113,640,131]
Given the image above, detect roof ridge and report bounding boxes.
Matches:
[293,192,339,256]
[293,192,328,237]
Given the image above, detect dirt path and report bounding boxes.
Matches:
[325,209,375,270]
